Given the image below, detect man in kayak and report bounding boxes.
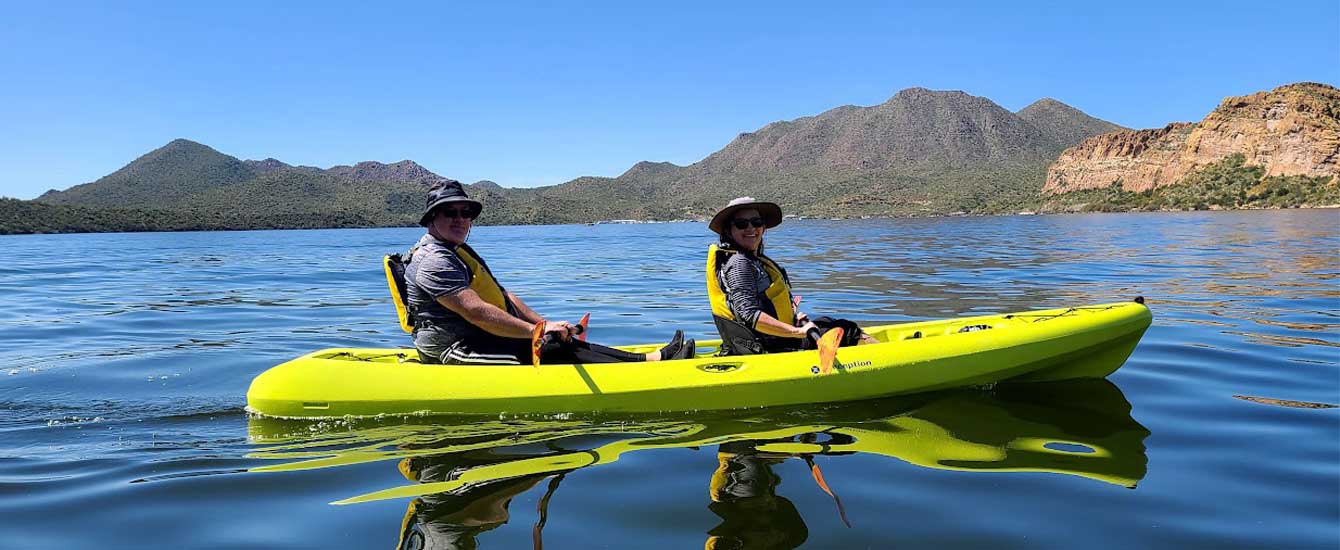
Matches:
[406,179,694,365]
[706,197,871,355]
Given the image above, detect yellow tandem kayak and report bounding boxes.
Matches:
[245,301,1151,418]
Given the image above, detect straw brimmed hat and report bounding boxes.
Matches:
[708,197,783,234]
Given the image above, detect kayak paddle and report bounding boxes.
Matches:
[532,473,566,550]
[804,455,852,527]
[818,327,844,374]
[531,321,547,368]
[531,321,587,368]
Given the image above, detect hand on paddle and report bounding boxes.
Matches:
[544,320,579,342]
[530,316,590,368]
[803,324,843,375]
[791,295,841,373]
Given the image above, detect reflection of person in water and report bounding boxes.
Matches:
[706,441,810,550]
[396,455,553,550]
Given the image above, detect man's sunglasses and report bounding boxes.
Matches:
[731,217,766,230]
[437,207,479,220]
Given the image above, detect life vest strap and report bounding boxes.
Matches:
[455,243,514,314]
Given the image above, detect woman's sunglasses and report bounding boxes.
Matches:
[437,207,479,220]
[731,217,766,230]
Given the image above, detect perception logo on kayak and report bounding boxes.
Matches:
[811,360,874,374]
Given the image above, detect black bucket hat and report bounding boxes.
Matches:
[419,179,483,226]
[708,197,783,234]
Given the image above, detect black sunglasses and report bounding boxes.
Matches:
[731,217,766,230]
[437,207,478,220]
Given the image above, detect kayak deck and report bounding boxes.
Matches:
[246,302,1151,418]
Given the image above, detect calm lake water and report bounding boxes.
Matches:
[1,210,1337,549]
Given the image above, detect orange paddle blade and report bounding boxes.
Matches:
[810,462,835,496]
[818,327,843,374]
[577,313,590,342]
[530,321,546,368]
[808,459,852,528]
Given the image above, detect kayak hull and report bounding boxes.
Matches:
[246,302,1151,418]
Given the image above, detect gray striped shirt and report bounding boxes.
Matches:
[717,253,777,328]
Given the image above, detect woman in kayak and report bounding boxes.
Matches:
[706,197,870,355]
[405,179,695,365]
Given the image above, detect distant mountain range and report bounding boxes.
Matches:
[31,140,436,228]
[4,83,1335,235]
[505,88,1126,222]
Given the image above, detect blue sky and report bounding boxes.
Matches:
[2,1,1336,199]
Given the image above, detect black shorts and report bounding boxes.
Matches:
[415,325,529,365]
[763,317,864,353]
[414,324,646,365]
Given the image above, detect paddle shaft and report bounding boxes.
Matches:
[806,327,823,346]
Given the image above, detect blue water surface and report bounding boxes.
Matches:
[0,210,1336,549]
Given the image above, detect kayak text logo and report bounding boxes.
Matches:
[810,360,873,375]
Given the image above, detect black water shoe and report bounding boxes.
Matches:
[676,339,696,360]
[658,330,684,360]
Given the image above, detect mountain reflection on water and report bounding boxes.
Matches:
[248,379,1148,549]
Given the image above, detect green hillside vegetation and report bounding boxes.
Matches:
[2,198,213,234]
[179,170,423,227]
[645,164,1052,219]
[1041,155,1340,212]
[472,88,1120,223]
[0,197,419,235]
[1017,98,1127,149]
[37,139,258,207]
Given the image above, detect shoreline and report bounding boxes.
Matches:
[4,204,1337,237]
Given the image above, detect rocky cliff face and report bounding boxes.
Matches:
[1045,83,1340,194]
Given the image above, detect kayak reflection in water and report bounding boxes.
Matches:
[706,197,877,356]
[256,381,1148,547]
[708,440,809,549]
[388,434,840,550]
[395,454,563,550]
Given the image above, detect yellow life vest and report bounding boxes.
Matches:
[453,243,510,312]
[384,241,512,333]
[706,244,795,325]
[383,254,415,333]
